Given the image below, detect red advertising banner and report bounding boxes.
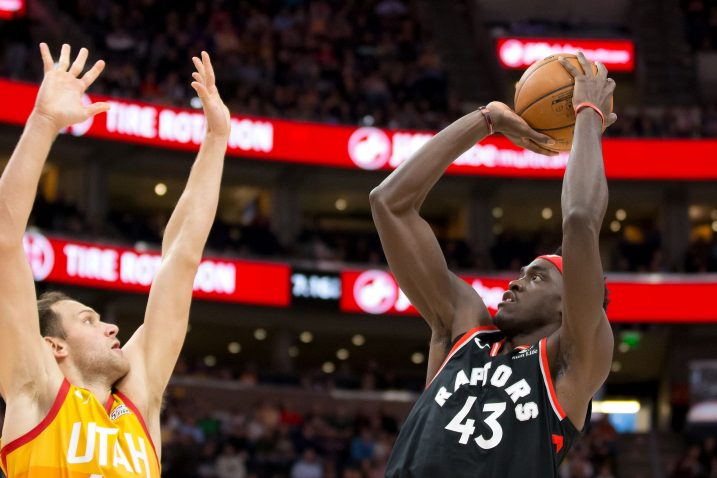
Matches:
[0,0,25,19]
[340,269,717,323]
[23,231,291,307]
[2,79,717,180]
[496,37,635,72]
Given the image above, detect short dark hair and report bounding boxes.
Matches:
[37,291,71,338]
[553,247,610,312]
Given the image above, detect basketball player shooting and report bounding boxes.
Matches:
[371,51,617,477]
[0,44,230,476]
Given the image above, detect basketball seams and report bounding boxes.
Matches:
[516,84,574,117]
[514,56,561,105]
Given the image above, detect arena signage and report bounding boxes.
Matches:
[340,269,717,323]
[0,0,24,19]
[496,37,635,72]
[291,271,342,302]
[3,79,717,179]
[23,230,291,307]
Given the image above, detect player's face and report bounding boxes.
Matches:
[492,259,563,336]
[53,300,130,383]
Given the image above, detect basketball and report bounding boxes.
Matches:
[514,53,612,152]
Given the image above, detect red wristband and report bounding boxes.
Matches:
[574,102,605,127]
[478,106,494,135]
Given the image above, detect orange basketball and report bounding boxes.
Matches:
[514,53,612,152]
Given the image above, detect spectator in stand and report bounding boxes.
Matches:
[215,444,249,478]
[291,448,324,478]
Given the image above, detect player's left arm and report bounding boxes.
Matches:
[551,52,617,427]
[119,52,230,411]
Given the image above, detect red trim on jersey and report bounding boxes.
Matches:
[104,393,114,414]
[539,338,567,420]
[552,434,564,453]
[514,345,531,351]
[115,390,160,464]
[426,325,499,389]
[490,339,505,357]
[0,378,70,469]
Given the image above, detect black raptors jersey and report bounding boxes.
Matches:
[386,326,585,478]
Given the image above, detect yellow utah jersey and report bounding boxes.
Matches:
[0,379,161,477]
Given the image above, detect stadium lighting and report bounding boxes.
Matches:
[336,348,349,360]
[541,208,553,220]
[411,352,425,364]
[203,355,217,367]
[351,334,365,346]
[335,198,348,211]
[593,400,641,414]
[154,182,167,196]
[492,207,503,218]
[610,220,621,232]
[228,342,241,354]
[616,209,627,221]
[299,331,313,343]
[322,361,335,373]
[254,328,267,341]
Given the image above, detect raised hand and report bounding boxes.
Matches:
[191,52,231,137]
[558,51,617,129]
[486,101,558,156]
[34,43,110,131]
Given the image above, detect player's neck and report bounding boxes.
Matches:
[505,324,556,349]
[61,364,114,405]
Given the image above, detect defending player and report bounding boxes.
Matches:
[371,51,616,477]
[0,44,230,476]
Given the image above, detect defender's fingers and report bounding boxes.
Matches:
[192,56,205,79]
[201,51,215,87]
[85,101,110,117]
[69,47,89,77]
[39,43,54,73]
[81,60,106,88]
[607,77,616,93]
[58,43,71,71]
[191,81,209,99]
[192,72,202,84]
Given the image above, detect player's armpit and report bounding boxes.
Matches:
[550,313,613,429]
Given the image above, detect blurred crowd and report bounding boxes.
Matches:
[3,0,717,137]
[669,435,717,478]
[171,357,425,394]
[604,105,717,139]
[2,0,457,131]
[682,0,717,52]
[559,417,619,478]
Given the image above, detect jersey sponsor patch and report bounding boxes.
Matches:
[110,404,131,421]
[512,347,538,359]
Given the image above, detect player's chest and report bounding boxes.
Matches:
[423,346,544,450]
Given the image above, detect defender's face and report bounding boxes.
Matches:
[492,259,563,336]
[52,300,130,381]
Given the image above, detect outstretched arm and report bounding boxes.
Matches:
[0,44,108,408]
[121,52,230,407]
[553,52,617,427]
[370,103,555,383]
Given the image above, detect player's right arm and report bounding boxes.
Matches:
[0,44,108,433]
[370,105,555,382]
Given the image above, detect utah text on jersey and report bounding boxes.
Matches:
[0,379,161,477]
